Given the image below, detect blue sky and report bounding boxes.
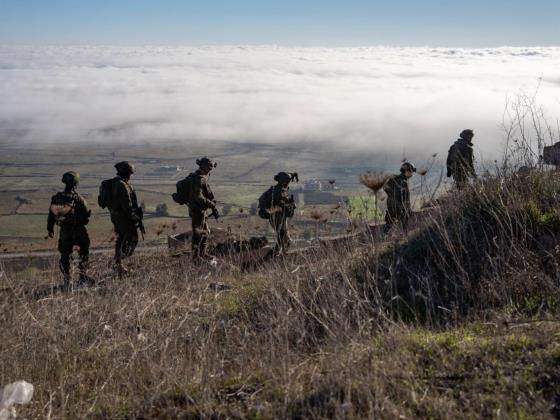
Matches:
[0,0,558,46]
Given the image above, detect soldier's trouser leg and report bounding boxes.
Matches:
[385,208,409,233]
[75,226,90,280]
[114,220,138,270]
[384,211,395,233]
[191,210,209,261]
[278,219,291,252]
[58,229,74,285]
[401,211,410,232]
[115,222,138,259]
[270,215,290,253]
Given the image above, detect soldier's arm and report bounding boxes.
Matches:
[192,178,215,209]
[281,190,295,208]
[446,146,455,166]
[47,209,55,233]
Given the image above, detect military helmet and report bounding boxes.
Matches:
[274,172,299,183]
[61,171,79,186]
[196,157,217,169]
[400,162,417,173]
[460,129,474,140]
[115,161,135,175]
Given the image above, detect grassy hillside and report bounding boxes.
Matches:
[2,171,560,418]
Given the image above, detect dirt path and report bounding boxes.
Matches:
[0,245,167,261]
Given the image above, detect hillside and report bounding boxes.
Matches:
[2,171,560,418]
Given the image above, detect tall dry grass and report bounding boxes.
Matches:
[2,168,560,418]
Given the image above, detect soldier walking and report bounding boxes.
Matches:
[446,129,477,189]
[99,161,144,277]
[383,162,415,233]
[47,171,91,288]
[187,157,219,263]
[259,172,297,255]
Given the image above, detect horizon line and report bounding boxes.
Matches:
[1,43,560,49]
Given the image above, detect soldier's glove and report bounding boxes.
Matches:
[131,213,141,223]
[47,230,54,239]
[211,208,220,221]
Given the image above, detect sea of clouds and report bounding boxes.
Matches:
[1,45,559,159]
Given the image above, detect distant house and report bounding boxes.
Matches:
[147,165,183,176]
[299,179,337,192]
[304,179,322,191]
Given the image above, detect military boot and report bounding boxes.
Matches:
[114,258,129,279]
[59,258,72,291]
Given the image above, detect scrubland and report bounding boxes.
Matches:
[2,169,560,419]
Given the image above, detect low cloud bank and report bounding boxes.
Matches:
[1,45,559,159]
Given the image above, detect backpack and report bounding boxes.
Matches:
[49,193,76,224]
[172,174,195,205]
[98,177,118,209]
[257,187,274,220]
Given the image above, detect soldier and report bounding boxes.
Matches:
[187,157,219,262]
[47,171,91,288]
[105,161,144,276]
[268,172,297,255]
[446,129,477,189]
[383,162,415,233]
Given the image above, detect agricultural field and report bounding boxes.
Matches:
[0,140,447,254]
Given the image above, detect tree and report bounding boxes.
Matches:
[155,203,169,217]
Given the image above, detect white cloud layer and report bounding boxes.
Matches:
[1,45,559,159]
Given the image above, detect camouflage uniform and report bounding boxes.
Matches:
[269,184,293,253]
[383,173,411,233]
[47,173,91,285]
[188,169,216,261]
[447,132,476,189]
[109,175,141,268]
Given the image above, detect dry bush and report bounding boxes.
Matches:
[359,174,389,194]
[365,172,560,323]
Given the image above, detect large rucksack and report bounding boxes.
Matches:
[98,177,118,209]
[172,173,195,205]
[257,187,274,220]
[49,193,77,224]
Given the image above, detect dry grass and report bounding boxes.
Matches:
[2,172,560,418]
